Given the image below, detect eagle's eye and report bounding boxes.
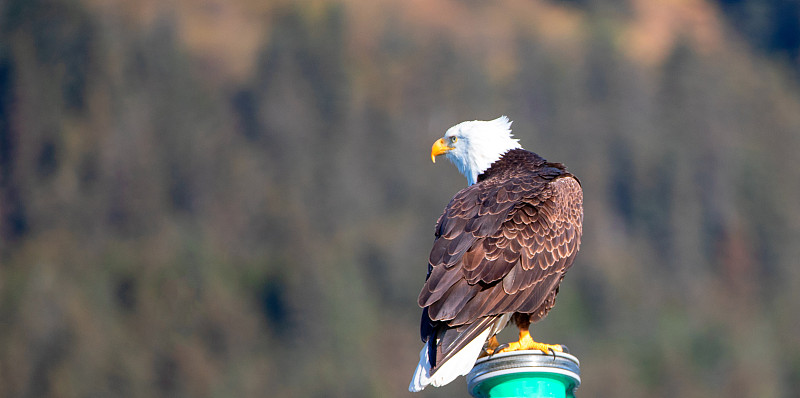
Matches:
[450,136,458,144]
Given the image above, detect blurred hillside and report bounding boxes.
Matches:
[2,0,800,397]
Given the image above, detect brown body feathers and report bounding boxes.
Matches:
[418,149,583,371]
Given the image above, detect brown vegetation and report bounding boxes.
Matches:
[1,0,800,397]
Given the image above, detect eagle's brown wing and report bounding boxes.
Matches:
[418,173,582,369]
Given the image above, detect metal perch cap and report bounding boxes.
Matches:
[466,350,581,398]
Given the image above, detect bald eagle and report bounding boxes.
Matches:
[409,116,583,392]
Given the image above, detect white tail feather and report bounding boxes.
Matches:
[408,328,491,392]
[408,343,432,392]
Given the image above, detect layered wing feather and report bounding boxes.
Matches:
[418,169,582,370]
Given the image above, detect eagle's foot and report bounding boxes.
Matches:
[480,336,500,358]
[496,330,563,355]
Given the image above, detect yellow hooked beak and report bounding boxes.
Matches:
[431,138,452,163]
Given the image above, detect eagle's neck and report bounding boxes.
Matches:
[475,149,548,183]
[463,147,523,186]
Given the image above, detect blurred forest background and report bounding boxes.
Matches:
[2,0,800,397]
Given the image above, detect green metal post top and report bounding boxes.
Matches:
[466,350,580,398]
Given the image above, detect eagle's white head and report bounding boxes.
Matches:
[431,116,522,185]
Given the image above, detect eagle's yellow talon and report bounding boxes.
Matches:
[495,327,563,355]
[480,336,500,358]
